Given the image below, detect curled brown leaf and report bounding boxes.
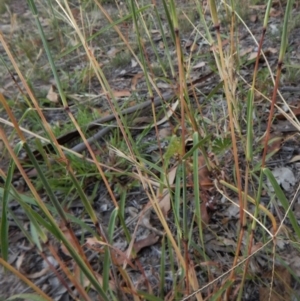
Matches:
[133,233,159,254]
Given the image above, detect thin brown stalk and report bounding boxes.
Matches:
[238,25,268,301]
[174,26,187,157]
[93,0,161,97]
[0,33,66,165]
[184,238,190,296]
[1,94,97,280]
[48,243,91,301]
[209,1,244,297]
[0,258,52,301]
[151,96,164,167]
[261,66,282,167]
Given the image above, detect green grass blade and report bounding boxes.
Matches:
[102,247,110,293]
[8,209,34,245]
[161,0,175,44]
[108,208,118,244]
[6,293,50,301]
[27,209,56,235]
[263,0,273,28]
[1,141,23,261]
[159,236,166,298]
[30,221,43,251]
[279,0,294,62]
[181,160,188,239]
[173,164,182,236]
[137,291,163,301]
[58,6,150,59]
[192,132,203,242]
[68,171,98,224]
[182,136,210,160]
[118,190,131,242]
[21,144,109,299]
[23,142,68,222]
[246,90,253,162]
[209,280,234,301]
[153,5,175,77]
[103,208,118,292]
[263,167,300,237]
[129,0,153,96]
[27,0,67,105]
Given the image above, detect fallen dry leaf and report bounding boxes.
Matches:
[270,7,282,17]
[248,51,259,61]
[131,73,144,91]
[158,189,172,216]
[111,89,131,98]
[158,165,178,215]
[131,59,138,68]
[265,47,277,55]
[210,39,229,52]
[60,223,79,256]
[198,155,213,188]
[70,8,81,21]
[240,46,254,57]
[184,39,193,48]
[16,252,25,271]
[132,116,153,126]
[249,242,263,254]
[107,47,119,57]
[46,85,59,103]
[188,260,204,301]
[27,266,50,279]
[267,167,295,192]
[249,5,266,9]
[276,106,300,120]
[289,154,300,163]
[141,210,164,235]
[259,287,281,301]
[74,263,116,291]
[249,14,258,23]
[259,266,291,301]
[133,233,159,253]
[200,198,210,225]
[158,127,172,140]
[190,43,198,53]
[85,236,104,250]
[159,41,165,49]
[85,237,136,269]
[247,46,277,60]
[192,61,206,69]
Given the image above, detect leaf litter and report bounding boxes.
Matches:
[2,1,300,300]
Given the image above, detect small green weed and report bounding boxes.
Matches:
[1,0,299,300]
[110,50,131,68]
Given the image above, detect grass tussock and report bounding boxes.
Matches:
[1,0,300,300]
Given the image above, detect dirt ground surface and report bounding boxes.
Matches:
[2,1,300,301]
